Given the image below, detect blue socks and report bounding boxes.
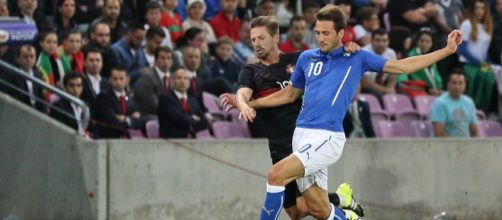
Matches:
[327,203,347,220]
[259,183,285,220]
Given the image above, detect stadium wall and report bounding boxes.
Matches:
[1,93,501,220]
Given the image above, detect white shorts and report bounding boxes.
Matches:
[292,127,346,192]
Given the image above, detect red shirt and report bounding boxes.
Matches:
[279,38,309,53]
[341,25,356,44]
[209,12,241,42]
[160,12,184,45]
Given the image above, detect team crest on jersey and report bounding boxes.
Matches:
[286,64,295,75]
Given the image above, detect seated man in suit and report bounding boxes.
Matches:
[133,46,173,121]
[93,66,142,139]
[111,23,148,84]
[81,47,110,106]
[343,86,376,138]
[158,68,208,138]
[8,44,46,112]
[49,72,84,132]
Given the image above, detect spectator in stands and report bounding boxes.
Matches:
[389,26,413,59]
[111,23,147,84]
[53,0,78,41]
[398,29,444,97]
[0,0,9,16]
[82,22,119,79]
[336,0,357,45]
[255,0,275,16]
[144,1,173,49]
[435,0,464,32]
[233,19,256,66]
[210,0,241,42]
[158,68,208,138]
[354,6,380,46]
[142,26,166,68]
[15,0,48,32]
[160,0,184,46]
[174,27,209,72]
[279,16,309,53]
[207,37,241,86]
[301,2,320,49]
[489,0,502,64]
[388,0,447,36]
[276,0,294,31]
[343,86,376,138]
[58,30,84,74]
[73,0,102,24]
[361,28,397,100]
[91,0,126,44]
[93,66,142,139]
[459,0,496,114]
[81,48,110,106]
[9,44,45,112]
[134,47,173,121]
[49,72,84,132]
[37,31,71,94]
[182,0,217,43]
[431,69,479,137]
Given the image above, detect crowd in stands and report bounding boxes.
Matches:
[1,0,502,139]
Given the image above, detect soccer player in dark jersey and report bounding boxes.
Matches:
[236,5,462,220]
[221,16,364,220]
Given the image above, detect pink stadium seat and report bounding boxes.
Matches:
[410,120,433,138]
[128,129,145,139]
[359,94,389,119]
[414,95,436,120]
[476,110,486,121]
[212,121,250,139]
[145,120,159,139]
[203,92,227,120]
[478,120,502,137]
[377,121,413,138]
[196,129,213,139]
[382,94,420,123]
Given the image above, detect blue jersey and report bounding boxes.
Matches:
[290,46,387,132]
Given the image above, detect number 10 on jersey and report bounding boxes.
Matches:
[308,62,323,77]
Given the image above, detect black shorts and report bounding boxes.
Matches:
[270,143,300,209]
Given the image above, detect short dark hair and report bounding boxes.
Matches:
[289,15,305,27]
[154,46,172,60]
[316,4,346,32]
[146,26,166,40]
[90,22,109,34]
[38,31,57,43]
[302,2,320,12]
[371,28,388,38]
[84,47,102,60]
[447,68,465,82]
[170,67,187,77]
[15,44,36,58]
[62,29,82,41]
[356,6,377,24]
[126,22,145,33]
[63,72,82,87]
[144,1,162,14]
[110,66,128,77]
[250,15,279,37]
[215,37,234,48]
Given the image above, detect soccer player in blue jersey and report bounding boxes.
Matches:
[237,4,463,220]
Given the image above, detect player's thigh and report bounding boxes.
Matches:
[269,154,305,185]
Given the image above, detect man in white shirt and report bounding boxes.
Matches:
[361,28,398,101]
[353,6,379,46]
[142,26,166,68]
[81,48,110,106]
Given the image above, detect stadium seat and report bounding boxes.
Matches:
[359,94,389,119]
[196,129,213,139]
[478,120,502,137]
[128,129,145,139]
[377,121,413,138]
[410,120,433,138]
[476,110,486,121]
[382,94,420,124]
[414,95,436,120]
[202,92,227,120]
[212,121,250,139]
[145,120,159,139]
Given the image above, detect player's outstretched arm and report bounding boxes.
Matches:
[249,85,303,108]
[383,30,462,74]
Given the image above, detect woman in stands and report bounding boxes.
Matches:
[53,0,79,42]
[458,0,497,114]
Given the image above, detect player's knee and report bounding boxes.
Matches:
[267,166,286,186]
[307,203,331,219]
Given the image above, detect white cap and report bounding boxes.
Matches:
[186,0,206,11]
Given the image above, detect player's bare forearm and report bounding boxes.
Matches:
[236,88,253,110]
[384,30,462,74]
[249,85,303,108]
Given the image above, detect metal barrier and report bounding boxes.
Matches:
[0,59,89,135]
